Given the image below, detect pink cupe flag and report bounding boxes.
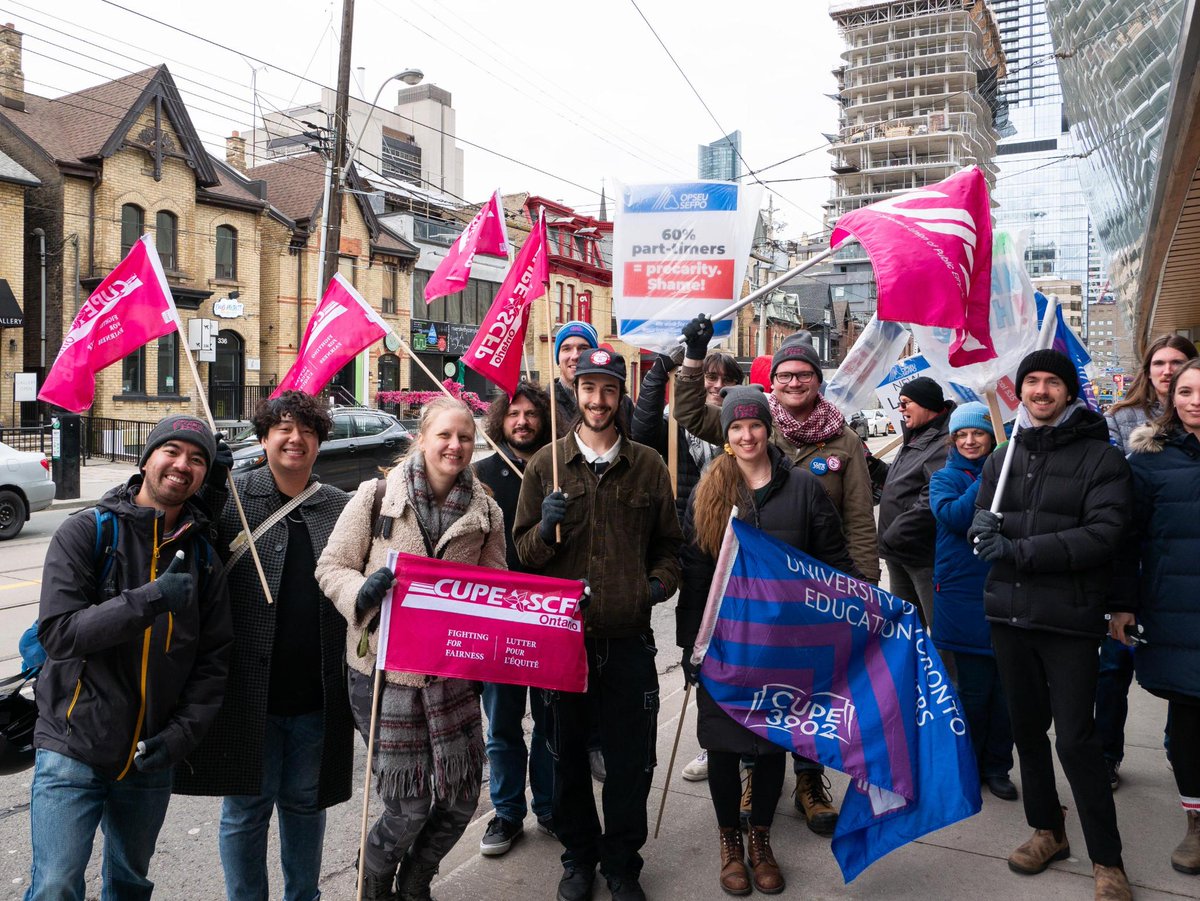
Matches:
[423,189,510,303]
[39,234,180,412]
[830,166,995,367]
[462,212,549,397]
[272,273,389,398]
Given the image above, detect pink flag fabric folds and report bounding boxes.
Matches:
[830,166,995,367]
[462,213,549,397]
[423,189,510,303]
[272,273,389,398]
[39,234,180,412]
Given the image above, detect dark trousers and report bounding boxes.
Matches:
[1095,637,1135,763]
[545,634,659,880]
[990,623,1122,867]
[1168,700,1200,800]
[954,652,1014,779]
[709,751,785,829]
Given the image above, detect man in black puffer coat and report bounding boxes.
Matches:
[971,349,1133,900]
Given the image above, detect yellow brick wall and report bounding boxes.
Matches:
[0,182,24,425]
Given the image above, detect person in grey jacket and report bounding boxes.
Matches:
[877,376,954,629]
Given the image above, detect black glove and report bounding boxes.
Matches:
[657,347,685,372]
[681,315,714,361]
[648,578,666,606]
[206,435,234,488]
[968,509,1003,543]
[134,734,172,773]
[153,551,192,615]
[681,651,701,686]
[974,531,1015,563]
[538,490,568,543]
[355,567,395,621]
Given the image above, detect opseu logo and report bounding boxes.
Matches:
[623,183,739,214]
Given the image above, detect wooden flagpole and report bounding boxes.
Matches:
[544,283,561,543]
[355,667,385,901]
[179,340,275,604]
[654,682,691,839]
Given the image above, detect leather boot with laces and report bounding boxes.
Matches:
[1008,806,1070,875]
[396,855,440,901]
[718,827,750,896]
[361,869,399,901]
[1173,809,1200,874]
[1092,863,1132,901]
[794,770,838,836]
[738,766,753,831]
[747,825,784,894]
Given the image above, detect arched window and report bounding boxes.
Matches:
[120,204,143,257]
[156,211,177,271]
[215,224,237,279]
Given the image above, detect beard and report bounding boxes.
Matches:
[507,428,543,453]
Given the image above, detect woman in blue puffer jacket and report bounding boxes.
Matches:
[929,402,1017,802]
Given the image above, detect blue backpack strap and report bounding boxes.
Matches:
[92,508,118,587]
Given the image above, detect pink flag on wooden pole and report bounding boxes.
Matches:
[462,212,549,397]
[39,234,180,412]
[271,273,389,398]
[423,189,510,303]
[830,166,995,367]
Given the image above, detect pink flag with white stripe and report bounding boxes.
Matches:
[830,166,995,367]
[272,273,389,397]
[423,189,509,303]
[39,234,180,412]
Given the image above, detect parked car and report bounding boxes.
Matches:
[230,409,412,491]
[858,409,892,437]
[848,411,871,441]
[0,441,55,540]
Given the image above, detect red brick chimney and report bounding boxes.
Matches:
[0,24,25,112]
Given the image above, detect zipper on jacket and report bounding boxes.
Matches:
[117,518,161,781]
[65,661,85,734]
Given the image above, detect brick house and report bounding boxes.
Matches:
[0,147,37,424]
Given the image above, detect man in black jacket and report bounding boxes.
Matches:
[878,376,954,629]
[28,414,233,900]
[473,382,556,857]
[972,349,1133,901]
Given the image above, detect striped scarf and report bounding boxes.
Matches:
[767,394,846,446]
[405,454,473,547]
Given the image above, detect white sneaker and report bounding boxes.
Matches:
[681,750,709,782]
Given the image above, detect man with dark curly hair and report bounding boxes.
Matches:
[178,391,356,901]
[474,382,557,857]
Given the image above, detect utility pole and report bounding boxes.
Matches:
[322,0,355,293]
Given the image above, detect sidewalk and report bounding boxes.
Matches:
[48,459,138,510]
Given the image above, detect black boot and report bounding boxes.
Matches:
[396,855,440,901]
[362,868,399,901]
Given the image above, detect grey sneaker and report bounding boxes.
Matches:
[479,816,523,857]
[681,750,709,782]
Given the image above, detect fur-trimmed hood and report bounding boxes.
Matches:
[1128,422,1167,454]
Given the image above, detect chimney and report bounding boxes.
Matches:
[0,24,25,112]
[226,130,247,173]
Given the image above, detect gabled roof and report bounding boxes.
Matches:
[2,66,217,184]
[0,148,38,186]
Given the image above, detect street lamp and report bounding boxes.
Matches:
[342,68,424,186]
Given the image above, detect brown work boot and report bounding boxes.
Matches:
[718,827,751,896]
[794,770,839,836]
[738,766,753,831]
[1007,807,1070,875]
[747,825,785,894]
[1172,809,1200,874]
[1092,863,1131,901]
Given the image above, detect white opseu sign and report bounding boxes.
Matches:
[876,354,1021,433]
[613,180,762,352]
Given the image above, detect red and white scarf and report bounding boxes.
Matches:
[768,394,846,446]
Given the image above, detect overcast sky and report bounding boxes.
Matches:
[12,0,844,240]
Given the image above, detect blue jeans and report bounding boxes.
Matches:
[954,652,1014,778]
[219,711,326,901]
[481,682,553,823]
[1095,636,1134,764]
[26,748,173,901]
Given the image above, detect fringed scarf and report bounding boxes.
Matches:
[767,394,846,446]
[404,454,473,548]
[373,677,485,802]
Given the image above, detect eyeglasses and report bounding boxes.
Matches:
[774,370,816,385]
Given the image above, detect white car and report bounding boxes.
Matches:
[0,441,55,540]
[858,409,891,437]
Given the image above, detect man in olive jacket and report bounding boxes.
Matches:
[514,349,682,901]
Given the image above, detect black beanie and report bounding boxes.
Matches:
[898,376,945,413]
[138,414,216,471]
[1016,349,1079,401]
[719,385,772,436]
[770,331,822,382]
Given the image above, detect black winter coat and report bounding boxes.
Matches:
[474,444,530,572]
[975,406,1132,638]
[35,480,232,779]
[878,405,953,566]
[175,467,354,808]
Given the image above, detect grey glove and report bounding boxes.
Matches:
[538,491,568,543]
[681,315,714,361]
[153,551,192,616]
[134,734,172,773]
[968,509,1003,543]
[355,567,395,621]
[974,531,1015,563]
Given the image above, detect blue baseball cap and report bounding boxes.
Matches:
[554,321,598,362]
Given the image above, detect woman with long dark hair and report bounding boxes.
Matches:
[677,386,857,895]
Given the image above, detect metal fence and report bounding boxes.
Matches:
[0,426,52,454]
[209,384,275,421]
[81,416,157,464]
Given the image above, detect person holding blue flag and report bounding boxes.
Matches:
[929,401,1017,802]
[676,385,858,896]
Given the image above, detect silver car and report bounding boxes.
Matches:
[0,441,55,540]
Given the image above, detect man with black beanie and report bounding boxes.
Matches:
[970,349,1134,900]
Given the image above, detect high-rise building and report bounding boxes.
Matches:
[698,130,742,181]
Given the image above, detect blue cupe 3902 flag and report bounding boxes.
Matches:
[694,518,981,882]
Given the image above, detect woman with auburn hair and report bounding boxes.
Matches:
[676,386,858,896]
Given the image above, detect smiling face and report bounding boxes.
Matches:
[954,427,993,461]
[704,370,741,407]
[771,361,820,416]
[899,398,939,430]
[1172,368,1200,435]
[418,408,476,482]
[727,418,769,466]
[1021,371,1071,425]
[558,337,593,387]
[262,414,320,481]
[576,374,621,435]
[502,395,543,453]
[138,439,208,512]
[1150,346,1191,402]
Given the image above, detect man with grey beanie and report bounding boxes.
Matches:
[26,413,232,900]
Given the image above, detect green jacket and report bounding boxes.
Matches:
[514,433,683,638]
